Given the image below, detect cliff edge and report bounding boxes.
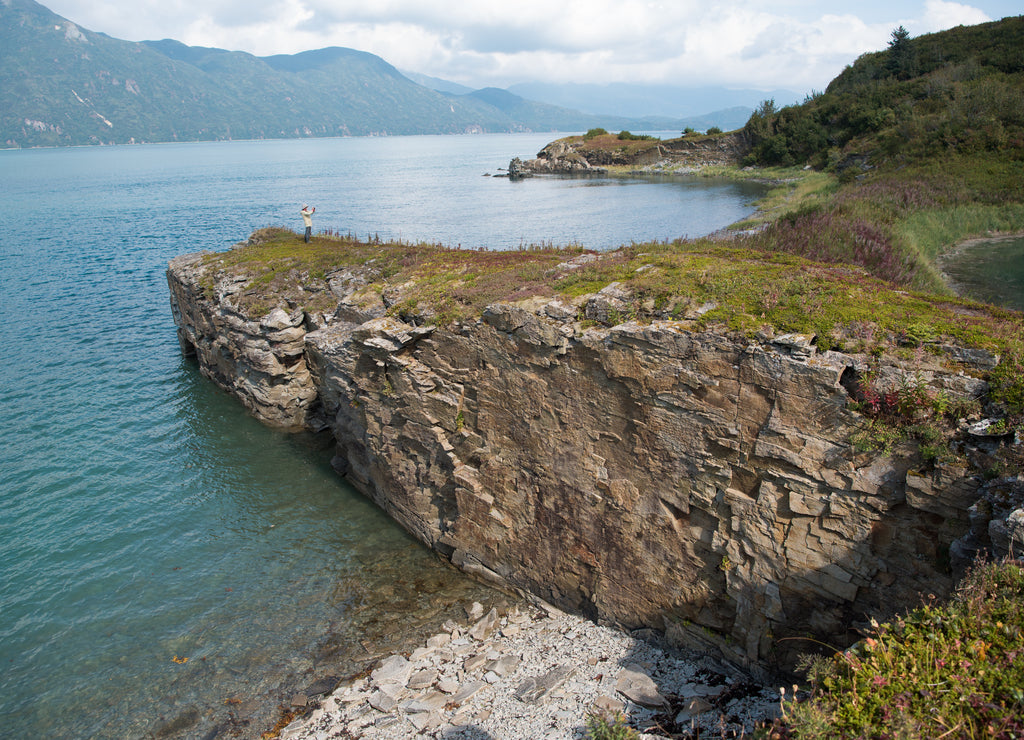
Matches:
[167,230,1024,677]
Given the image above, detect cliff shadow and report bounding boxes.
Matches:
[571,624,782,739]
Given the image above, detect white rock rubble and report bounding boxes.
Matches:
[277,601,782,740]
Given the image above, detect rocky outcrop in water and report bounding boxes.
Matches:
[513,132,748,176]
[168,253,323,428]
[506,157,532,180]
[167,248,1022,677]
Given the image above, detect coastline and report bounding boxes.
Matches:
[937,230,1024,264]
[276,600,781,740]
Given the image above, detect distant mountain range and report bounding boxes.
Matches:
[506,82,802,121]
[1,0,786,148]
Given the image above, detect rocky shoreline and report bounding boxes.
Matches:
[277,600,782,740]
[507,132,747,178]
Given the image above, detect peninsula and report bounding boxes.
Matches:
[167,16,1024,739]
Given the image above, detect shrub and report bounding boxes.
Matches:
[846,367,969,464]
[776,558,1024,739]
[585,712,640,739]
[740,17,1024,168]
[584,127,608,140]
[617,130,657,141]
[989,346,1024,414]
[706,126,722,135]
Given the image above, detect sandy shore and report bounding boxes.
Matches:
[274,600,782,740]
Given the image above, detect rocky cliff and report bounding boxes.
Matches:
[167,243,1023,677]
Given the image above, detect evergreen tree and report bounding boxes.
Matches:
[887,25,915,78]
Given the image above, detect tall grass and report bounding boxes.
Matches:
[751,209,918,286]
[897,203,1024,262]
[736,158,1024,293]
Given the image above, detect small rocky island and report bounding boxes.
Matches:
[507,130,748,178]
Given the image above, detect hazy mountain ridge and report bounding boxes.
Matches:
[507,81,801,120]
[1,0,770,147]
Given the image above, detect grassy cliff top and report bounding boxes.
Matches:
[194,15,1024,413]
[201,225,1022,376]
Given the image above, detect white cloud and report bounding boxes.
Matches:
[919,0,991,32]
[39,0,1004,92]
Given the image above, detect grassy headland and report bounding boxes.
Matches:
[551,16,1024,294]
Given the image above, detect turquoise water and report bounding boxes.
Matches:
[940,235,1024,312]
[0,134,765,739]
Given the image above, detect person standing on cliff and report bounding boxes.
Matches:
[301,204,316,243]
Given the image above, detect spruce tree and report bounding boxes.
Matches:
[887,25,914,78]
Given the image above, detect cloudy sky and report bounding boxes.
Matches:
[42,0,1019,93]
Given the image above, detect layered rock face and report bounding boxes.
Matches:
[167,253,322,428]
[167,254,1013,676]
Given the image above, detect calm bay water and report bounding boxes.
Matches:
[0,133,764,739]
[940,234,1024,312]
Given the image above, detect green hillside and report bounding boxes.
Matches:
[726,16,1024,295]
[741,15,1024,169]
[0,0,665,147]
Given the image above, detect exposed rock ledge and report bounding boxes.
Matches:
[167,248,1023,679]
[511,132,748,176]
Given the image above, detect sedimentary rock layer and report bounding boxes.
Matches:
[167,249,1009,675]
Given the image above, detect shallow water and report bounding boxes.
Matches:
[940,234,1024,312]
[0,133,765,738]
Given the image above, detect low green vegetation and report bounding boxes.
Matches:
[199,227,584,326]
[847,365,982,463]
[585,712,640,739]
[571,131,664,158]
[770,558,1024,740]
[209,228,1021,351]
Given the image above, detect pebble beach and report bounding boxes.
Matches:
[277,600,782,740]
